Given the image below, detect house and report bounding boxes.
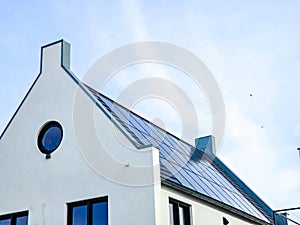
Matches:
[0,40,286,225]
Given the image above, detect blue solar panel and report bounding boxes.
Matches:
[86,85,271,223]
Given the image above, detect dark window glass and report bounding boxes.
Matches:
[73,205,87,225]
[42,126,62,150]
[169,198,191,225]
[92,201,108,225]
[0,211,28,225]
[16,216,28,225]
[38,121,63,154]
[68,197,108,225]
[0,219,10,225]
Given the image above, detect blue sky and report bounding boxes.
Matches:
[1,0,300,216]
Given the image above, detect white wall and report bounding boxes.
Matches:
[0,41,160,225]
[160,185,258,225]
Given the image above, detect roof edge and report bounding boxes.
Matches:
[213,157,274,222]
[79,82,154,149]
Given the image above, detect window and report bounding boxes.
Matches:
[67,197,108,225]
[37,121,63,157]
[0,211,28,225]
[223,217,229,225]
[169,198,191,225]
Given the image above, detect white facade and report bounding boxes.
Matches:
[0,40,273,225]
[161,185,258,225]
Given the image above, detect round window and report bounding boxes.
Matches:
[38,121,63,155]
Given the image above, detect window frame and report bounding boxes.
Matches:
[0,211,29,225]
[67,196,108,225]
[37,121,63,155]
[169,198,191,225]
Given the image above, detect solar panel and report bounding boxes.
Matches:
[86,85,271,223]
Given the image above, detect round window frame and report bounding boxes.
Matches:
[37,121,63,155]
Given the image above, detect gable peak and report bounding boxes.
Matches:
[40,39,70,72]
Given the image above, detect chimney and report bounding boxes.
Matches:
[41,39,70,72]
[195,135,216,158]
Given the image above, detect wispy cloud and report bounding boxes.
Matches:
[120,0,149,40]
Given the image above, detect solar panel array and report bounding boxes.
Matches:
[86,85,270,223]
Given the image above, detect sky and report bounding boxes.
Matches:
[0,0,300,219]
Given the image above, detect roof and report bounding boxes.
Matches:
[85,85,274,224]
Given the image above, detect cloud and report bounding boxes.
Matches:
[120,0,149,40]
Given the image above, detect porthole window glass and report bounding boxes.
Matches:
[38,121,63,155]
